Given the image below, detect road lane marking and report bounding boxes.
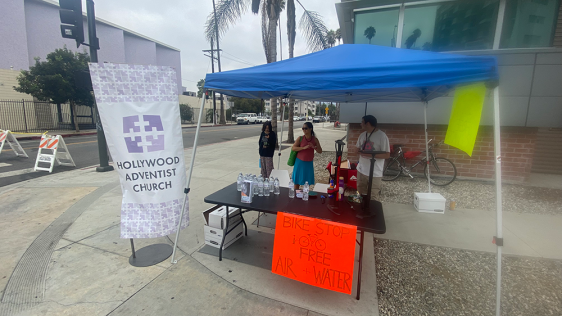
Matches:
[0,168,35,178]
[0,163,13,167]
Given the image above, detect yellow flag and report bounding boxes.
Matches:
[444,82,486,157]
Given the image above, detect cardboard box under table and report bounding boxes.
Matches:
[203,205,246,249]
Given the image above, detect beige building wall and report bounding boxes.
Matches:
[178,95,216,123]
[0,69,33,100]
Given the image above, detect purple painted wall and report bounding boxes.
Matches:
[2,0,181,93]
[124,34,157,66]
[97,23,126,64]
[25,0,83,66]
[156,45,182,92]
[0,0,30,70]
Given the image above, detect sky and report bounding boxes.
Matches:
[90,0,341,93]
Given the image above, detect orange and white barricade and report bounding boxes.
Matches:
[0,130,28,158]
[34,135,75,172]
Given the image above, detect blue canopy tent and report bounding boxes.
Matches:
[172,44,504,314]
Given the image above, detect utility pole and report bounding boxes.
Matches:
[212,0,225,125]
[202,39,220,125]
[87,0,113,172]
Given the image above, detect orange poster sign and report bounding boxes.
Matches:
[271,212,357,294]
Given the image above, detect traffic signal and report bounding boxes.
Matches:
[59,0,84,48]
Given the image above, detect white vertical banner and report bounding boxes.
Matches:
[89,63,188,238]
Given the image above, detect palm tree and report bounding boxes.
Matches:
[326,30,336,47]
[205,0,328,140]
[405,28,422,49]
[335,28,342,45]
[364,26,376,44]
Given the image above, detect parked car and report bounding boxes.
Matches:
[293,116,299,121]
[237,113,257,124]
[313,116,325,123]
[299,116,307,121]
[255,116,267,123]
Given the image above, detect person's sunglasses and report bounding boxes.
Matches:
[302,127,309,130]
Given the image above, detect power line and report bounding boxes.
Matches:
[220,54,255,66]
[222,51,257,66]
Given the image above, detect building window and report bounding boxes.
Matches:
[401,0,499,52]
[354,7,400,47]
[501,0,560,48]
[529,15,546,24]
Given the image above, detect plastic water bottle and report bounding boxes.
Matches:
[263,178,270,196]
[303,181,310,201]
[269,177,275,193]
[258,177,264,196]
[253,176,259,196]
[288,178,295,198]
[237,173,243,191]
[274,178,280,195]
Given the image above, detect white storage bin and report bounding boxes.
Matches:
[204,205,241,229]
[204,224,244,249]
[414,192,446,214]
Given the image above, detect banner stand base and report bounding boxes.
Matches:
[96,165,114,172]
[129,243,173,267]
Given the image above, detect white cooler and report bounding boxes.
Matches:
[414,192,446,214]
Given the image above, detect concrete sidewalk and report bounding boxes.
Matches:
[0,125,560,316]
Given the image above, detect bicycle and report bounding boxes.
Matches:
[382,139,457,186]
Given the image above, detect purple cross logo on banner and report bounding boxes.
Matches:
[123,115,165,153]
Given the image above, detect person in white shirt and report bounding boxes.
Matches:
[355,115,390,201]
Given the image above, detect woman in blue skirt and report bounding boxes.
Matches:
[291,122,322,190]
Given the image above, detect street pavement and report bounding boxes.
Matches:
[0,123,561,316]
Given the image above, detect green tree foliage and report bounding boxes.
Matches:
[14,47,94,131]
[197,79,205,98]
[364,26,376,44]
[179,104,194,122]
[230,97,262,114]
[206,109,214,123]
[335,28,342,44]
[326,29,336,47]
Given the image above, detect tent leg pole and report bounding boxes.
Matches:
[278,102,285,169]
[423,102,431,193]
[493,87,503,316]
[171,94,207,264]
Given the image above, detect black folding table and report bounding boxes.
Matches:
[204,183,386,300]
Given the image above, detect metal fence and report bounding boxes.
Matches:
[0,99,95,133]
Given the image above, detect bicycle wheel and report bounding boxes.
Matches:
[424,157,457,186]
[382,158,401,181]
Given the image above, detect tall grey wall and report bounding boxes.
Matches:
[156,45,182,91]
[0,0,30,70]
[1,0,182,97]
[97,23,126,64]
[24,0,84,66]
[339,49,562,128]
[124,34,157,66]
